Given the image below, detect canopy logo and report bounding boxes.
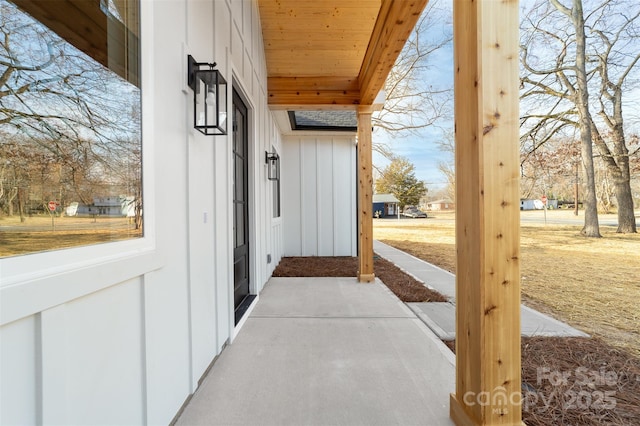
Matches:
[462,367,619,414]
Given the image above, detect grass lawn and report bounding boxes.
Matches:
[0,215,142,257]
[374,210,640,358]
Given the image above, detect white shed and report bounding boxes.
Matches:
[520,199,544,210]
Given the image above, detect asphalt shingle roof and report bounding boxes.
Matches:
[289,111,357,130]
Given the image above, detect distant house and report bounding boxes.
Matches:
[373,193,399,218]
[76,196,136,217]
[520,198,558,210]
[521,199,541,210]
[424,199,455,211]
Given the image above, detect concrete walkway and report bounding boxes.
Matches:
[176,277,456,426]
[374,240,589,340]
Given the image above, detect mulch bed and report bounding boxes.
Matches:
[272,256,357,277]
[272,255,447,302]
[274,255,640,426]
[446,338,640,425]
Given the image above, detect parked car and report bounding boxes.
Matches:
[402,207,427,218]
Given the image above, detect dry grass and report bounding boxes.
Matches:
[374,212,640,358]
[0,215,142,257]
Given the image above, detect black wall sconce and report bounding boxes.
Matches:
[187,55,227,135]
[265,151,280,181]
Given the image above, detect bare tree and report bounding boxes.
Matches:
[521,0,601,237]
[521,0,640,234]
[0,1,142,229]
[434,129,455,203]
[587,4,640,232]
[373,0,453,159]
[520,135,585,205]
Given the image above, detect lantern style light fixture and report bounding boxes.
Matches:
[187,55,227,135]
[265,151,280,181]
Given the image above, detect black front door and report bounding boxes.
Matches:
[232,89,250,323]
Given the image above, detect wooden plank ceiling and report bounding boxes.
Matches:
[258,0,428,109]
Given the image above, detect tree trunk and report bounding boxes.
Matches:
[588,82,637,233]
[574,167,579,216]
[580,148,600,236]
[7,187,17,216]
[573,0,601,237]
[610,90,636,233]
[613,126,637,233]
[615,177,636,233]
[135,198,143,230]
[591,123,637,233]
[17,187,25,222]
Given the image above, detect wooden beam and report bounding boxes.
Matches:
[267,92,361,108]
[357,106,375,283]
[267,104,359,112]
[450,1,523,425]
[358,0,428,105]
[267,77,361,107]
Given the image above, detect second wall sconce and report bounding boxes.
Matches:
[265,151,280,181]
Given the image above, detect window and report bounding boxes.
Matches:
[0,0,142,258]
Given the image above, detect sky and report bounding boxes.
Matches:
[372,0,640,195]
[372,121,452,189]
[372,0,454,193]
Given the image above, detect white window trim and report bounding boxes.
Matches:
[0,0,158,326]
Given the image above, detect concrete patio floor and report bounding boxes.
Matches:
[175,277,456,426]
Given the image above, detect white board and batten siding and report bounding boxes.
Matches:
[282,136,357,257]
[0,1,282,425]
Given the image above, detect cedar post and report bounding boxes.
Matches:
[357,105,375,283]
[450,0,523,425]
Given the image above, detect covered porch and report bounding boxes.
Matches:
[260,0,523,424]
